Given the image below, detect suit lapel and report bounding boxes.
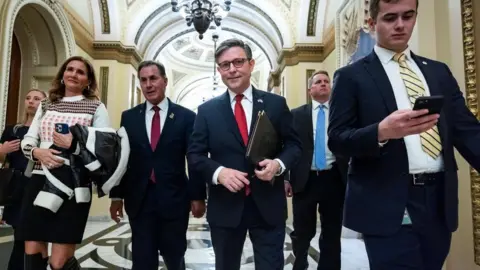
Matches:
[411,53,448,148]
[411,53,441,96]
[137,103,152,153]
[364,52,398,113]
[306,104,314,145]
[156,99,176,150]
[250,88,265,136]
[220,91,245,147]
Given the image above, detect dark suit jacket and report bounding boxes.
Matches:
[187,88,302,228]
[289,104,347,193]
[110,99,206,219]
[327,51,480,236]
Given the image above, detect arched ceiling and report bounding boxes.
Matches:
[122,0,294,71]
[159,30,267,71]
[68,0,332,109]
[80,0,331,71]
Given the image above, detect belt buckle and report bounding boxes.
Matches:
[412,174,424,186]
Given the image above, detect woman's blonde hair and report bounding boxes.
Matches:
[48,56,99,102]
[19,88,46,126]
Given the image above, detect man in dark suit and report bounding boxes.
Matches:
[328,0,480,269]
[187,38,302,270]
[109,61,206,270]
[289,70,347,270]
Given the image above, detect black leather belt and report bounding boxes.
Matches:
[410,172,443,186]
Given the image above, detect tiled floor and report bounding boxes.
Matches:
[0,217,369,269]
[72,218,369,269]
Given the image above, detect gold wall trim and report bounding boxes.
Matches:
[306,69,315,104]
[461,0,480,265]
[99,66,109,107]
[92,42,143,67]
[307,0,319,36]
[130,74,135,108]
[98,0,111,34]
[267,20,336,89]
[277,44,324,67]
[323,21,336,59]
[66,4,142,68]
[69,13,143,68]
[268,44,323,89]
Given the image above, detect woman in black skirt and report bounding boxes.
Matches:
[0,89,46,270]
[18,56,111,270]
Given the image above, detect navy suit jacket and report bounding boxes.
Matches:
[328,51,480,236]
[110,99,206,219]
[187,88,302,228]
[289,104,348,193]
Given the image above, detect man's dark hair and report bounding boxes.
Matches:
[214,38,253,62]
[308,70,329,89]
[369,0,419,20]
[137,60,167,78]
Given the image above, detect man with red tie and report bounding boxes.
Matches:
[188,38,302,270]
[109,61,206,270]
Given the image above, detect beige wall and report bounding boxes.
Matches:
[415,0,478,269]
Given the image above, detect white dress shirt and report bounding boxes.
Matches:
[311,100,336,170]
[374,45,444,173]
[145,98,168,143]
[212,85,286,184]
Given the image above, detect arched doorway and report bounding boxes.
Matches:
[5,34,21,126]
[0,0,75,130]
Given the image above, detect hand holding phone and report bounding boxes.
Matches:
[412,95,444,115]
[53,123,72,149]
[378,108,440,141]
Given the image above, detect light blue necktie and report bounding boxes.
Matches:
[314,105,326,170]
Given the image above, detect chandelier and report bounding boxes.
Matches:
[171,0,232,39]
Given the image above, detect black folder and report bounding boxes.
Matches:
[246,110,279,166]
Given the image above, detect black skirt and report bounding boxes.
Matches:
[16,174,92,244]
[2,171,29,227]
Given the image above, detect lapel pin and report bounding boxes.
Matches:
[257,99,263,103]
[169,113,175,119]
[422,61,427,65]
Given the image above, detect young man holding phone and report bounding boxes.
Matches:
[328,0,480,269]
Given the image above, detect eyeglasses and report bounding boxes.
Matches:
[217,58,250,71]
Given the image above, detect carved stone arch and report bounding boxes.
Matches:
[0,0,76,130]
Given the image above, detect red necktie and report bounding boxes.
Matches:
[234,94,251,196]
[150,105,161,182]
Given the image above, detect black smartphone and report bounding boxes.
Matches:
[413,95,444,115]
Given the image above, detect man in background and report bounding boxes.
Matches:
[289,70,347,270]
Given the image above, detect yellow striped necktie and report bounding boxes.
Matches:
[393,53,442,159]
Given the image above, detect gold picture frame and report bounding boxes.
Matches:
[461,0,480,265]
